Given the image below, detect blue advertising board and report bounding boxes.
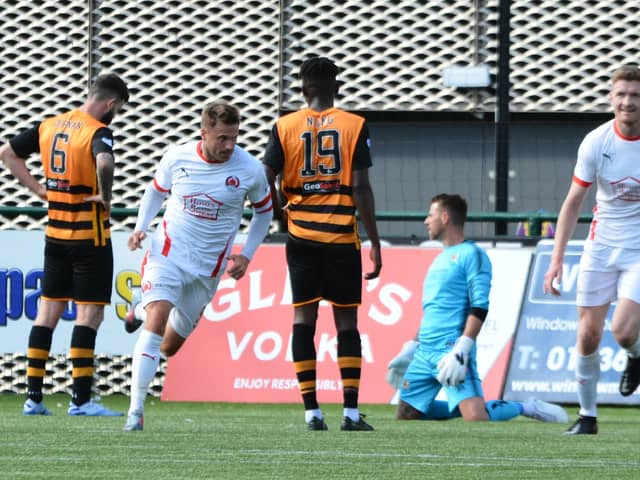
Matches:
[503,240,639,405]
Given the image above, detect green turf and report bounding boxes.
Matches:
[1,393,638,479]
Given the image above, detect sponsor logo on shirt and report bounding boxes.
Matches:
[302,179,340,194]
[183,193,223,220]
[611,176,640,201]
[46,178,71,191]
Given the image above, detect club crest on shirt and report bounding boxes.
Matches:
[225,175,240,191]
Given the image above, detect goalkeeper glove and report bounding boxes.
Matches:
[436,336,474,387]
[385,340,418,389]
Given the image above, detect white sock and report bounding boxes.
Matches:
[625,338,640,358]
[575,351,600,418]
[134,303,147,321]
[344,407,360,422]
[304,409,323,423]
[128,329,162,416]
[520,400,534,418]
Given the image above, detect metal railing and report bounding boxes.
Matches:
[374,210,593,238]
[0,207,592,239]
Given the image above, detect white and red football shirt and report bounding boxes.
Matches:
[149,141,271,276]
[574,119,640,247]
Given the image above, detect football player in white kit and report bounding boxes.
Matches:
[123,101,273,431]
[544,64,640,434]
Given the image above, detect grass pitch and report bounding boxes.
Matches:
[1,393,639,480]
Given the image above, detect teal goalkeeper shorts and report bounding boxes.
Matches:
[399,345,484,414]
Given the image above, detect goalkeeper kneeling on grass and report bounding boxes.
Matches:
[387,194,569,423]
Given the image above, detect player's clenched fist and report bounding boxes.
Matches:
[127,231,147,251]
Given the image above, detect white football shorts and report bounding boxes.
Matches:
[577,242,640,307]
[140,252,221,338]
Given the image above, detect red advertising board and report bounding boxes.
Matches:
[162,244,511,403]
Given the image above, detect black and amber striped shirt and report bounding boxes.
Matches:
[264,107,372,245]
[10,109,114,246]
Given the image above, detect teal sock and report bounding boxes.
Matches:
[485,400,523,421]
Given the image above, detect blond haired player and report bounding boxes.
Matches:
[544,64,640,434]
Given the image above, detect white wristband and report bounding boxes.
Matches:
[454,336,474,355]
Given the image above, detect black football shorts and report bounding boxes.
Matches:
[41,239,113,304]
[286,236,362,307]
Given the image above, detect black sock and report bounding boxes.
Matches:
[292,324,318,411]
[338,329,362,409]
[26,326,53,404]
[69,325,96,406]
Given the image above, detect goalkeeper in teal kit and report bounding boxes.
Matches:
[391,194,568,423]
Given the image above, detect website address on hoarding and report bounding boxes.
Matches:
[510,380,621,394]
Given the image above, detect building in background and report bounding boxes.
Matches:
[0,0,636,241]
